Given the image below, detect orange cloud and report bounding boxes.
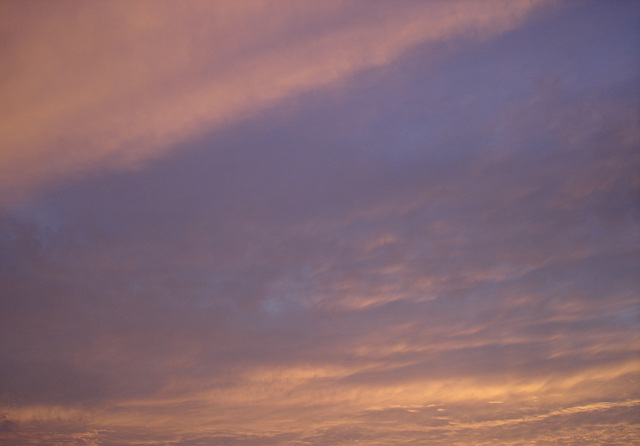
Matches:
[3,359,637,444]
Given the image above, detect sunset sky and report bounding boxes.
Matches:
[1,1,639,445]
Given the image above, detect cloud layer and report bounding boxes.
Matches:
[0,0,546,204]
[1,1,639,445]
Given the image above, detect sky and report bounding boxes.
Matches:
[0,1,639,445]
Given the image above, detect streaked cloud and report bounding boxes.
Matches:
[0,0,547,203]
[1,1,638,445]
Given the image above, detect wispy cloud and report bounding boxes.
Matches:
[1,1,638,445]
[0,0,547,203]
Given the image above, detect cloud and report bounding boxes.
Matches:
[0,0,549,204]
[1,1,639,445]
